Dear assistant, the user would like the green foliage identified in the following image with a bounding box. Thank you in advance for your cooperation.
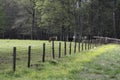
[0,6,6,33]
[39,0,76,34]
[0,0,120,38]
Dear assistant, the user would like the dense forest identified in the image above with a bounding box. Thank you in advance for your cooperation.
[0,0,120,40]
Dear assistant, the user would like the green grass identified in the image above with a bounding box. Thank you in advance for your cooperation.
[0,39,88,71]
[78,44,120,80]
[0,39,120,80]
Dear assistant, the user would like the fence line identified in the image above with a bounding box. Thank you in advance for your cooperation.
[10,38,107,71]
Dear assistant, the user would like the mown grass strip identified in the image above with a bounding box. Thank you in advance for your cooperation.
[78,44,120,80]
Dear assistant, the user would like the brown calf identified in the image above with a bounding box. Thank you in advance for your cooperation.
[49,36,57,42]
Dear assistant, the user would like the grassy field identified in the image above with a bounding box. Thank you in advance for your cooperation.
[0,39,120,80]
[0,39,88,71]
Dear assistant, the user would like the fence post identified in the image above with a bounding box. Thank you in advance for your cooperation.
[69,42,72,55]
[95,39,98,47]
[100,39,101,46]
[99,39,101,46]
[94,39,96,47]
[85,40,87,50]
[98,39,99,46]
[52,41,55,59]
[28,46,31,68]
[89,39,92,49]
[89,39,91,49]
[97,39,99,47]
[92,39,94,48]
[78,41,80,52]
[95,39,97,47]
[13,47,16,72]
[82,41,84,51]
[74,41,76,53]
[59,42,61,58]
[87,40,89,50]
[42,43,46,62]
[64,41,66,56]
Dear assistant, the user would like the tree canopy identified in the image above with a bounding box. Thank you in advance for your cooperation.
[0,0,120,39]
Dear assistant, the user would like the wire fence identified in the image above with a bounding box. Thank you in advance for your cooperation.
[0,38,107,72]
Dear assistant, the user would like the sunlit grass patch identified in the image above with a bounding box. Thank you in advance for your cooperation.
[79,45,120,80]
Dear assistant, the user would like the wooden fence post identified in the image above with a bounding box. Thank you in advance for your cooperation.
[85,41,87,50]
[69,42,72,55]
[13,47,16,72]
[82,41,84,51]
[95,39,97,47]
[28,46,31,68]
[95,39,98,47]
[100,39,101,46]
[89,40,90,49]
[59,42,61,58]
[42,43,46,62]
[90,39,92,49]
[99,39,101,46]
[94,39,96,47]
[78,41,80,52]
[92,40,94,48]
[52,41,55,59]
[87,39,90,50]
[74,41,76,53]
[98,39,99,46]
[90,40,92,49]
[97,39,99,47]
[64,41,66,56]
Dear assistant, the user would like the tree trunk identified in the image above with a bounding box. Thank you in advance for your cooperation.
[113,0,117,38]
[2,32,5,39]
[31,0,36,40]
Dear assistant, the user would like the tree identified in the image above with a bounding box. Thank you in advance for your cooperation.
[0,5,6,38]
[0,0,120,39]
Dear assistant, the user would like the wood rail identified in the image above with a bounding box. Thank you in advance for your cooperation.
[93,36,120,43]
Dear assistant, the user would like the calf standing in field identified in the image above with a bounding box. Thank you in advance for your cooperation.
[49,36,57,42]
[68,37,73,42]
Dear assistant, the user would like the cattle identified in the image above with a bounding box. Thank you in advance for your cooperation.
[68,37,73,41]
[49,36,57,42]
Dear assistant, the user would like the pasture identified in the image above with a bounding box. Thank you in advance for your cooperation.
[0,39,90,71]
[0,39,119,80]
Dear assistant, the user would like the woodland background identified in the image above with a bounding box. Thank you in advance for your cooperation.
[0,0,120,40]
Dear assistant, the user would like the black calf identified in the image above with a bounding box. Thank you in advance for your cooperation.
[68,37,73,41]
